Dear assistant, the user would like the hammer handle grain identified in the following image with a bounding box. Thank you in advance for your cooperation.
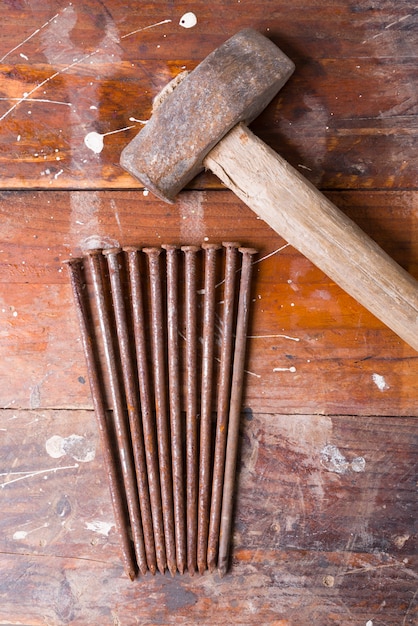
[205,123,418,352]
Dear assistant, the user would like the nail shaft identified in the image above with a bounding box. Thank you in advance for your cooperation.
[197,243,221,574]
[162,245,187,574]
[218,247,257,578]
[86,250,148,576]
[181,245,200,575]
[143,248,177,577]
[65,258,137,581]
[103,248,157,575]
[207,242,240,572]
[124,247,167,575]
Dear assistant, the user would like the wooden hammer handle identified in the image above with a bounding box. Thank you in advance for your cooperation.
[205,123,418,351]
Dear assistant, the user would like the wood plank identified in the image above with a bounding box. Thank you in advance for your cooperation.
[0,4,417,623]
[0,190,417,415]
[0,1,416,190]
[0,409,416,625]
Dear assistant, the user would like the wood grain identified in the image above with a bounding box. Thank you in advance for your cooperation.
[0,409,416,625]
[0,1,417,624]
[0,1,416,190]
[0,190,417,416]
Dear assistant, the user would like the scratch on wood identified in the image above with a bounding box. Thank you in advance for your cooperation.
[362,7,418,44]
[252,243,290,265]
[0,10,61,62]
[0,52,98,122]
[121,19,172,40]
[244,369,261,378]
[338,562,418,580]
[0,463,79,488]
[247,334,300,341]
[0,97,72,107]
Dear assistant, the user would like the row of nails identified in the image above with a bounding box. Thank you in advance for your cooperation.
[65,243,257,580]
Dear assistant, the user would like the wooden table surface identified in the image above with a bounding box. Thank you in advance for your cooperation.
[0,1,417,624]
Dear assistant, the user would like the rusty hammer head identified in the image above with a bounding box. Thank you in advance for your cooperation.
[120,29,294,203]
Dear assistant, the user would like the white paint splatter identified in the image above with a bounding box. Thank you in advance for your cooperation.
[351,456,366,473]
[84,131,104,154]
[179,12,197,28]
[13,522,49,541]
[366,621,373,626]
[39,6,125,176]
[84,125,136,154]
[372,373,390,391]
[321,445,349,474]
[320,445,366,475]
[85,520,114,536]
[46,435,95,463]
[0,51,98,122]
[13,530,28,540]
[273,366,297,373]
[129,116,148,124]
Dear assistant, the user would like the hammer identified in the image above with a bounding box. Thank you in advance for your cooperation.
[121,28,418,352]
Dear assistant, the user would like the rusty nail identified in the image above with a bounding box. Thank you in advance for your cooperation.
[103,248,157,575]
[143,247,177,577]
[162,244,187,574]
[65,258,137,581]
[217,247,257,578]
[86,249,148,576]
[207,242,241,572]
[124,247,167,575]
[197,243,221,574]
[181,245,200,575]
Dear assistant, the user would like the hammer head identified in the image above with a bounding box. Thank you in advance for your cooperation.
[120,29,294,203]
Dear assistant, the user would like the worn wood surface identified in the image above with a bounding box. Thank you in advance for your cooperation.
[0,410,416,625]
[1,189,418,419]
[0,1,417,624]
[0,1,416,191]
